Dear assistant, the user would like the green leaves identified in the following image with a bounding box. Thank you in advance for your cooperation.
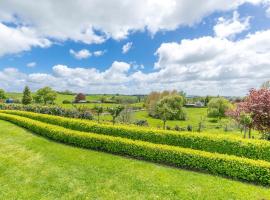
[34,86,57,104]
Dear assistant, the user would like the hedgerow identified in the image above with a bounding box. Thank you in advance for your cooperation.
[0,112,270,185]
[0,103,93,120]
[2,110,270,162]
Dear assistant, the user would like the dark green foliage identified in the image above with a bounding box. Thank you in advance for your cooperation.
[3,110,270,162]
[62,100,71,104]
[22,86,32,105]
[187,125,193,132]
[1,112,270,186]
[0,89,6,100]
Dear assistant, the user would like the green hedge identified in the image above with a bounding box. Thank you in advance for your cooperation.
[1,112,270,185]
[1,110,270,162]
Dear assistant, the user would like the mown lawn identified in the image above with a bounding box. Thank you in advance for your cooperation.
[0,120,269,200]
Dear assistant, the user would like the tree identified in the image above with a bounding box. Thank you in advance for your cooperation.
[34,87,57,104]
[204,96,211,106]
[22,86,32,105]
[75,93,86,103]
[117,105,134,124]
[145,90,182,117]
[0,89,6,100]
[156,95,186,129]
[228,88,270,139]
[207,97,232,119]
[107,105,124,125]
[93,105,103,123]
[239,113,253,138]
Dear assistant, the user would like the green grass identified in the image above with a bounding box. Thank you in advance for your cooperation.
[0,120,270,199]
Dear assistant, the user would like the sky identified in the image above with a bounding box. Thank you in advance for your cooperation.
[0,0,270,96]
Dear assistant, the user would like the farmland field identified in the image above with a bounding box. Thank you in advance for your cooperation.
[1,119,270,200]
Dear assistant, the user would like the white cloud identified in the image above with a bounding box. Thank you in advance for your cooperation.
[213,11,251,38]
[69,49,91,59]
[152,29,270,95]
[93,50,106,56]
[0,0,263,57]
[122,42,133,54]
[27,62,36,68]
[1,27,270,96]
[0,23,51,57]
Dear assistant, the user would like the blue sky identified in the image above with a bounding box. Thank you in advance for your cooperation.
[0,1,270,95]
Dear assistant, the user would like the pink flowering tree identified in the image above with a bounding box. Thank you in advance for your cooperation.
[227,88,270,139]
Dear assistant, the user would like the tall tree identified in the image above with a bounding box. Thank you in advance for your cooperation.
[0,89,6,100]
[34,87,57,104]
[22,86,32,105]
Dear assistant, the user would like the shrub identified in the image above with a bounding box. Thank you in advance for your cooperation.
[1,112,270,186]
[62,100,71,104]
[3,110,270,162]
[187,125,192,132]
[134,119,149,126]
[174,125,181,131]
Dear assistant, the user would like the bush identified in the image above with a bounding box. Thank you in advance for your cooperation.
[174,125,181,131]
[3,110,270,162]
[187,125,192,132]
[62,100,71,104]
[134,119,148,126]
[1,112,270,185]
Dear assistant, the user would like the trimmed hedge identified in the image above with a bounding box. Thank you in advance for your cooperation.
[2,110,270,162]
[0,112,270,185]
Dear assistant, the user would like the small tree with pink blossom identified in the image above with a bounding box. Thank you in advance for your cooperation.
[227,88,270,139]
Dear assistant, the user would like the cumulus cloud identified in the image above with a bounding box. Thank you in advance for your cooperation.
[152,29,270,95]
[213,11,251,38]
[69,49,91,59]
[26,62,36,68]
[0,0,263,56]
[122,42,133,54]
[93,50,106,56]
[1,28,270,96]
[0,23,51,57]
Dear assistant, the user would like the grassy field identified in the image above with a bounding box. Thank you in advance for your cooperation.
[0,119,270,200]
